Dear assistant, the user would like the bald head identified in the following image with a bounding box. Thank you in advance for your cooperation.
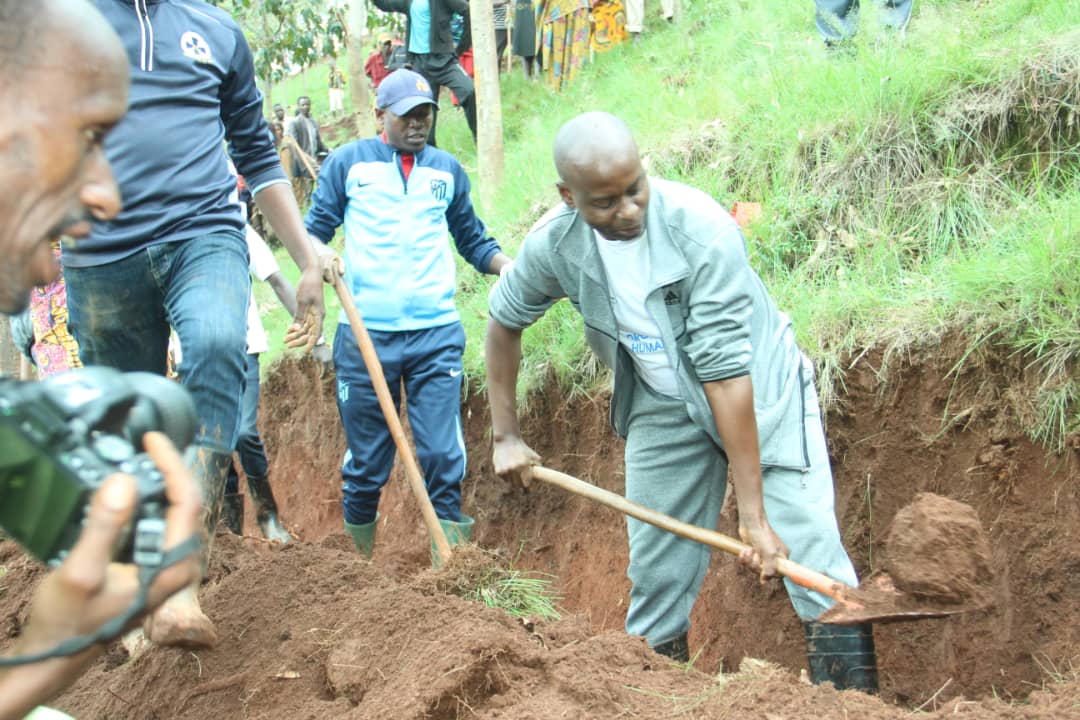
[553,113,650,242]
[0,2,36,77]
[553,112,641,188]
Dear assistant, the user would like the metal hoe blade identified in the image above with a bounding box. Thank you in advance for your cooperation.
[819,574,992,625]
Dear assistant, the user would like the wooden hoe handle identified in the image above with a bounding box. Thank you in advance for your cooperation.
[288,135,320,180]
[329,261,453,563]
[530,466,853,603]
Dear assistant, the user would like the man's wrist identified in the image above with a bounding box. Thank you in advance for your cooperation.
[492,428,521,443]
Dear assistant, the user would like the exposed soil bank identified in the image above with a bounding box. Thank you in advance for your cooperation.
[257,337,1079,709]
[0,336,1075,718]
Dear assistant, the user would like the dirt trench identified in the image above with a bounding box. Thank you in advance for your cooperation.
[253,334,1080,708]
[1,336,1077,719]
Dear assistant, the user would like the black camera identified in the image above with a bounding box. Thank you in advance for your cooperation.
[0,366,196,567]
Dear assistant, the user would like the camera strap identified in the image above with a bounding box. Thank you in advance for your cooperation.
[0,534,202,667]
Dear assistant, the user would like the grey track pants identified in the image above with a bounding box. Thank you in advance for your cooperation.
[622,370,858,647]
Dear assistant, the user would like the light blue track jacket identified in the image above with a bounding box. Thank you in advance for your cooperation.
[305,138,501,332]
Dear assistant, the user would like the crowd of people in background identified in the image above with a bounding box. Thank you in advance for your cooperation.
[267,0,911,168]
[9,0,901,410]
[265,0,637,158]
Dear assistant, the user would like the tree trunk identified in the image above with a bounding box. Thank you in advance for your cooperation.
[348,2,374,138]
[468,0,505,212]
[264,75,275,116]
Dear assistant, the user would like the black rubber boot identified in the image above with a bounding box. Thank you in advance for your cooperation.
[247,474,292,543]
[652,633,690,663]
[803,621,879,693]
[221,493,244,535]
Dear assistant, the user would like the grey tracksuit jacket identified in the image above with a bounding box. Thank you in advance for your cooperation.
[489,177,812,470]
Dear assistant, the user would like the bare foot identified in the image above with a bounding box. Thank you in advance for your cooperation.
[144,585,218,649]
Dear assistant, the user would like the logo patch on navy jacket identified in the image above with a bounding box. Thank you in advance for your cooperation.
[429,179,448,200]
[180,31,213,64]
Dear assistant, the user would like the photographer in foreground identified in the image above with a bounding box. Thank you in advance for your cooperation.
[0,1,203,717]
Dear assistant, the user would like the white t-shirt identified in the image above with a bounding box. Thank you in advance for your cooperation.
[245,225,280,355]
[594,230,682,399]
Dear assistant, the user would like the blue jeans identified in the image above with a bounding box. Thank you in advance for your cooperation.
[815,0,913,41]
[226,353,269,494]
[65,233,250,453]
[333,321,467,525]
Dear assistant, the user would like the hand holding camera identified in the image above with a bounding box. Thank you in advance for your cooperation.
[0,434,202,718]
[0,367,197,566]
[0,369,203,720]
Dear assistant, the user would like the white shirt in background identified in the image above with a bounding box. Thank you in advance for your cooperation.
[245,225,280,355]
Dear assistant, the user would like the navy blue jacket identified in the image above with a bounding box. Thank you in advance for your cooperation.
[67,0,286,266]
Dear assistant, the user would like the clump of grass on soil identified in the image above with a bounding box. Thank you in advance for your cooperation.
[412,544,562,621]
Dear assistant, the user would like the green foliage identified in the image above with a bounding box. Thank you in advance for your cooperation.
[423,545,563,620]
[209,0,345,82]
[940,190,1080,449]
[252,0,1080,447]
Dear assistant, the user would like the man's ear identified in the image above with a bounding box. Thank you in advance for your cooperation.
[556,182,575,208]
[375,108,386,122]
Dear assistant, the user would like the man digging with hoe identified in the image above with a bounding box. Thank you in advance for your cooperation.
[486,111,995,692]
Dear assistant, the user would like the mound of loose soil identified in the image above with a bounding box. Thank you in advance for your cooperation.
[4,332,1077,718]
[3,534,1078,719]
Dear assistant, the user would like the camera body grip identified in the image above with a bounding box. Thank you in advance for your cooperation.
[0,366,195,566]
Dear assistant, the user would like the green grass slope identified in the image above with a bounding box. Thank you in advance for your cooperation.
[258,0,1079,449]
